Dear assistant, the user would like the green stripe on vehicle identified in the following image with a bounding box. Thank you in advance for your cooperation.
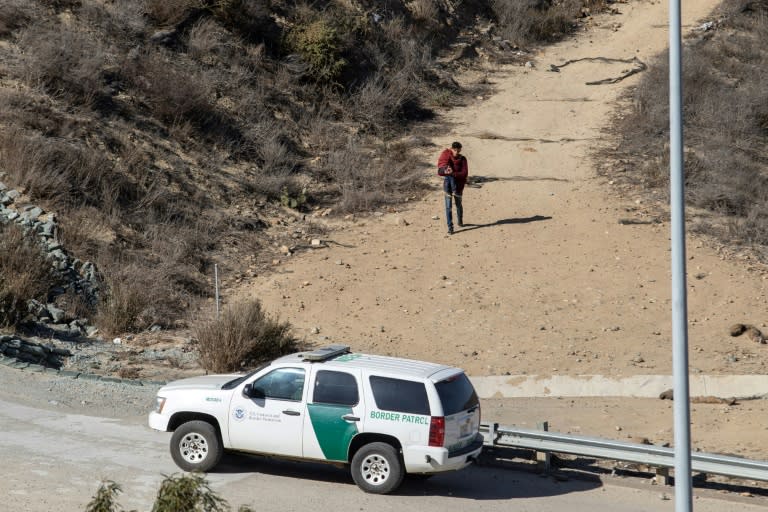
[307,404,358,461]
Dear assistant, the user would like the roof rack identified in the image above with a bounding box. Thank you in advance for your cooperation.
[302,344,351,362]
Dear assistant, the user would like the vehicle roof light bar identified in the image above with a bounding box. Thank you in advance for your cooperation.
[302,344,351,362]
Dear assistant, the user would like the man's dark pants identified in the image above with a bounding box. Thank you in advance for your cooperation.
[443,176,463,233]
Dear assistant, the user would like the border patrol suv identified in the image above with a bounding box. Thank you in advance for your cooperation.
[149,345,483,493]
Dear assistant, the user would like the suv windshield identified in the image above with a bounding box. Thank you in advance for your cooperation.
[434,373,479,416]
[221,362,270,390]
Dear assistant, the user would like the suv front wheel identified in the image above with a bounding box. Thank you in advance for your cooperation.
[350,442,404,494]
[170,420,223,472]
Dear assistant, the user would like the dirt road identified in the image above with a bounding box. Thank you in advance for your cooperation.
[0,371,765,512]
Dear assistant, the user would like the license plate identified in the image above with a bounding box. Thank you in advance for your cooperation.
[459,417,472,437]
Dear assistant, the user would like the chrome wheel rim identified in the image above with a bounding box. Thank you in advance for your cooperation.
[360,453,391,486]
[179,432,209,464]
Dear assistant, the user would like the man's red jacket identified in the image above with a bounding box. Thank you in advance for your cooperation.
[437,148,469,193]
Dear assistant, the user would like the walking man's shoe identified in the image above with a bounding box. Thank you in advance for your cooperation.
[448,227,454,235]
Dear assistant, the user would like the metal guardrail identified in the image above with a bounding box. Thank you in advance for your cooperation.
[480,423,768,483]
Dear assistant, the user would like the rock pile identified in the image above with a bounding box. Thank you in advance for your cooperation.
[0,179,100,334]
[0,334,71,369]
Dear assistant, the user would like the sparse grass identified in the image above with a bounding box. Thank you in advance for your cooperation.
[0,0,34,38]
[144,0,201,26]
[492,0,607,46]
[0,223,59,327]
[195,299,295,373]
[607,0,768,256]
[1,0,625,336]
[407,0,440,23]
[20,23,110,106]
[0,129,120,210]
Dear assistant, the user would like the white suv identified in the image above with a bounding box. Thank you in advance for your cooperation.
[148,345,483,494]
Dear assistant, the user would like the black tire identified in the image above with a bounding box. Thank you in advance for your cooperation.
[350,442,404,494]
[170,421,223,472]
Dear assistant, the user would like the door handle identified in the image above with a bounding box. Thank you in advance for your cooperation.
[283,409,301,416]
[342,415,360,422]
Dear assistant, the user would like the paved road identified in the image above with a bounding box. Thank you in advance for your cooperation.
[1,398,765,512]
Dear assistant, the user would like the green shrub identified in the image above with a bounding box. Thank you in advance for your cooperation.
[195,299,295,373]
[284,19,347,82]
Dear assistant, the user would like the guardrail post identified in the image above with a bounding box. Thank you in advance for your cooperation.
[655,466,671,486]
[536,421,551,472]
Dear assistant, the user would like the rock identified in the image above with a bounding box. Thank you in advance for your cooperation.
[113,337,122,345]
[46,304,66,324]
[393,216,409,226]
[310,239,322,246]
[525,60,535,68]
[150,29,176,44]
[745,325,766,344]
[729,323,747,336]
[659,389,674,400]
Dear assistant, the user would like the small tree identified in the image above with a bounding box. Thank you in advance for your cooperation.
[85,480,122,512]
[152,473,228,512]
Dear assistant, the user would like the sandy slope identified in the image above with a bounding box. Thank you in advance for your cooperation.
[240,0,765,378]
[230,0,768,458]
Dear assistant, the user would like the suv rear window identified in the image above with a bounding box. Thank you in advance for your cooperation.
[434,373,479,416]
[369,376,430,415]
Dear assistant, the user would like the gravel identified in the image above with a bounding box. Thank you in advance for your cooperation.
[0,363,162,420]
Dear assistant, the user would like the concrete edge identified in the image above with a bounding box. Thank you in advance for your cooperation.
[470,375,768,399]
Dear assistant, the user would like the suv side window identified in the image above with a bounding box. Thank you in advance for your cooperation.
[251,367,305,401]
[369,376,430,415]
[313,370,359,406]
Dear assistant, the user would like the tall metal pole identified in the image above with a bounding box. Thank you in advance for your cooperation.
[214,263,220,320]
[669,0,693,509]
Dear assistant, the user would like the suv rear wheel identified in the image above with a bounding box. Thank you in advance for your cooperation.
[350,442,404,494]
[170,420,223,472]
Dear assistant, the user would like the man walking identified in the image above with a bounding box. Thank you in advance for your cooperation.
[437,141,468,235]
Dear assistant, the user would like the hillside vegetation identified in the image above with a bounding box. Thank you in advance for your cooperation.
[606,0,768,260]
[0,0,608,339]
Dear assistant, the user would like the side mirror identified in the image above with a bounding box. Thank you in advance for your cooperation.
[243,383,265,399]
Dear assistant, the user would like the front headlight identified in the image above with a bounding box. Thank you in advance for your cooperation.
[154,396,167,414]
